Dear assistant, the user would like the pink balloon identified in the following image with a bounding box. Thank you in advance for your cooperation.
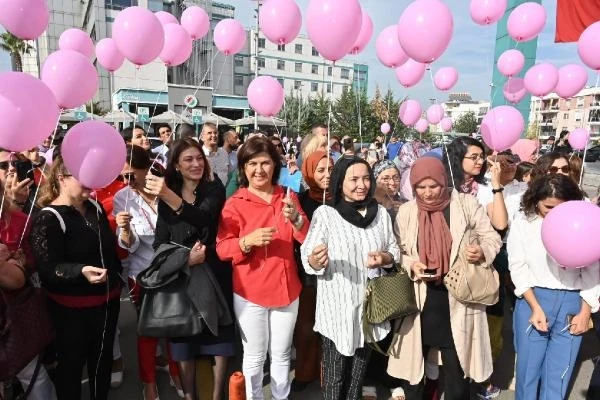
[95,38,125,72]
[0,72,60,152]
[440,117,453,132]
[58,28,94,59]
[247,76,284,117]
[41,50,98,109]
[524,63,559,97]
[113,6,165,66]
[507,2,546,42]
[578,22,600,71]
[480,105,524,151]
[380,123,391,134]
[470,0,508,25]
[350,11,373,55]
[497,49,525,77]
[503,77,527,104]
[542,201,600,268]
[181,6,210,40]
[395,59,426,88]
[556,64,588,99]
[0,0,48,40]
[568,128,590,151]
[306,0,362,62]
[376,25,409,68]
[426,104,445,125]
[62,121,127,189]
[434,67,458,91]
[214,19,246,56]
[159,23,193,67]
[415,118,429,134]
[259,0,302,45]
[155,11,178,26]
[399,100,422,126]
[397,0,454,64]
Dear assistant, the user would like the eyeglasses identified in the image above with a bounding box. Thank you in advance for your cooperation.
[273,143,283,148]
[464,154,485,162]
[0,161,11,170]
[548,165,570,174]
[380,176,401,183]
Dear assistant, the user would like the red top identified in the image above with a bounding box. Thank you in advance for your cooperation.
[216,185,308,307]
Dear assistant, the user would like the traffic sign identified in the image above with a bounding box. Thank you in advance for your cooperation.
[74,105,87,120]
[138,106,150,122]
[191,109,203,124]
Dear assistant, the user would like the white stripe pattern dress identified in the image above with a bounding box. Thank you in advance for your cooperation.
[300,204,401,357]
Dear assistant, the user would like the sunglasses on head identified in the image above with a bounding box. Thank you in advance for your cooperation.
[548,165,570,174]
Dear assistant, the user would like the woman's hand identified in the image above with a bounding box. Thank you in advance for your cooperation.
[144,172,166,197]
[0,243,11,262]
[281,196,299,223]
[569,311,592,335]
[411,261,438,281]
[115,211,132,233]
[366,251,391,269]
[6,172,33,206]
[188,241,206,266]
[309,244,329,270]
[464,244,484,263]
[82,266,107,284]
[529,306,548,332]
[487,159,502,189]
[245,227,276,247]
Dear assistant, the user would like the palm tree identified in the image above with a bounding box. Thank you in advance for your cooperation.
[0,32,34,72]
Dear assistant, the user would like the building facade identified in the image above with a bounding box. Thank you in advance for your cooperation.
[529,87,600,140]
[441,92,490,128]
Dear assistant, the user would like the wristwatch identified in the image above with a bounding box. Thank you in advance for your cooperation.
[293,213,303,227]
[492,187,504,194]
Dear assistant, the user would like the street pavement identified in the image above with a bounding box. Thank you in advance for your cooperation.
[100,164,600,400]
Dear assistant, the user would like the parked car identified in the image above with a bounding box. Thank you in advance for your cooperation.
[573,145,600,162]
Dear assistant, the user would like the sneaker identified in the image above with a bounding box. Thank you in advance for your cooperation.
[476,385,501,400]
[169,376,184,398]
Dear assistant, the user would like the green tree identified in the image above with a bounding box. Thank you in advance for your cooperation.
[279,93,310,136]
[306,94,332,133]
[370,85,388,123]
[86,101,109,116]
[332,87,377,143]
[526,121,539,139]
[454,111,478,134]
[0,32,34,72]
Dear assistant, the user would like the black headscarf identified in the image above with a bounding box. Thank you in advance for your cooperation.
[328,155,379,228]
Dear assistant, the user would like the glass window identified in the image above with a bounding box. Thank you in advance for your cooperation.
[341,68,350,79]
[257,57,265,68]
[258,38,266,49]
[311,82,318,92]
[278,43,286,51]
[327,66,332,76]
[234,55,244,67]
[294,80,302,90]
[311,64,318,74]
[312,47,319,56]
[295,62,302,73]
[277,60,285,70]
[106,0,137,10]
[342,85,349,94]
[277,78,285,88]
[563,113,569,120]
[234,75,244,86]
[326,83,332,93]
[295,44,303,54]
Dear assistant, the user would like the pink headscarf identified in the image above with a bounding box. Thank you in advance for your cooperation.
[511,139,539,163]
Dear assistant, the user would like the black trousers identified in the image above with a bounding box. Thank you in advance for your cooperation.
[322,336,372,400]
[403,345,470,400]
[49,298,120,400]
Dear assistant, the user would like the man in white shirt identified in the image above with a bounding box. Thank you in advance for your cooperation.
[201,122,230,185]
[222,129,240,172]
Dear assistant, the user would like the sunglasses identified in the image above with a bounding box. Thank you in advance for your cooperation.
[118,173,136,182]
[548,165,570,174]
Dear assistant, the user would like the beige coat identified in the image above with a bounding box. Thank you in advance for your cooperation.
[387,190,502,385]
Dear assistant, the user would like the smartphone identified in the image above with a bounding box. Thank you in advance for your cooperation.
[14,160,34,182]
[423,268,437,277]
[149,164,165,177]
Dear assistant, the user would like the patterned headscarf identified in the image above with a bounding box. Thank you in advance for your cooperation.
[372,159,399,180]
[394,140,431,172]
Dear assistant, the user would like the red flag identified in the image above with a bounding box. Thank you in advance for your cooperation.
[555,0,600,43]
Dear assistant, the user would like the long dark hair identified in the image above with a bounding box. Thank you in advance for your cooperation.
[443,136,487,189]
[520,174,583,217]
[165,138,213,194]
[236,136,282,188]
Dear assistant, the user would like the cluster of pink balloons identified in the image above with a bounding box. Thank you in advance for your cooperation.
[542,201,600,269]
[62,121,127,189]
[247,76,284,117]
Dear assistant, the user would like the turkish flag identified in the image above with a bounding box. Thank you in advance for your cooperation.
[555,0,600,43]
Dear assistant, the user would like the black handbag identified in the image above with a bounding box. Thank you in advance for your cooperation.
[0,286,55,381]
[137,271,205,338]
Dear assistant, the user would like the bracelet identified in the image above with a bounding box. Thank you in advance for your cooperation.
[492,187,504,194]
[174,200,184,214]
[241,237,251,254]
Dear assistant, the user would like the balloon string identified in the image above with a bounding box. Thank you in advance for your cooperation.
[271,117,281,137]
[213,54,229,133]
[579,147,587,187]
[125,66,142,212]
[354,58,363,150]
[17,112,62,249]
[324,62,334,205]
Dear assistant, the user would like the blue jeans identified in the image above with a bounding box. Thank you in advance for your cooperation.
[513,287,583,400]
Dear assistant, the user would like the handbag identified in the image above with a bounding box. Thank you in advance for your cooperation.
[443,261,500,306]
[363,266,418,325]
[0,286,55,381]
[137,270,205,338]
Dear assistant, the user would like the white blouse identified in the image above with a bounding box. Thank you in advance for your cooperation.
[112,186,157,279]
[300,205,401,356]
[507,214,600,312]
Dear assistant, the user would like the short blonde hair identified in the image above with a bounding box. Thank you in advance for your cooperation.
[301,133,327,161]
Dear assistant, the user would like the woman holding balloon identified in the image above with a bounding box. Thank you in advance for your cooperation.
[508,174,600,400]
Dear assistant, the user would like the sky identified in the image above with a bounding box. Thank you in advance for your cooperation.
[0,0,593,105]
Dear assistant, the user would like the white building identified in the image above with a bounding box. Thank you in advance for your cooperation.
[441,92,490,127]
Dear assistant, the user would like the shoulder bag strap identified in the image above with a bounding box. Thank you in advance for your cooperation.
[40,207,66,234]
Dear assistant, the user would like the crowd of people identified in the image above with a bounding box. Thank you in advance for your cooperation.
[1,120,600,400]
